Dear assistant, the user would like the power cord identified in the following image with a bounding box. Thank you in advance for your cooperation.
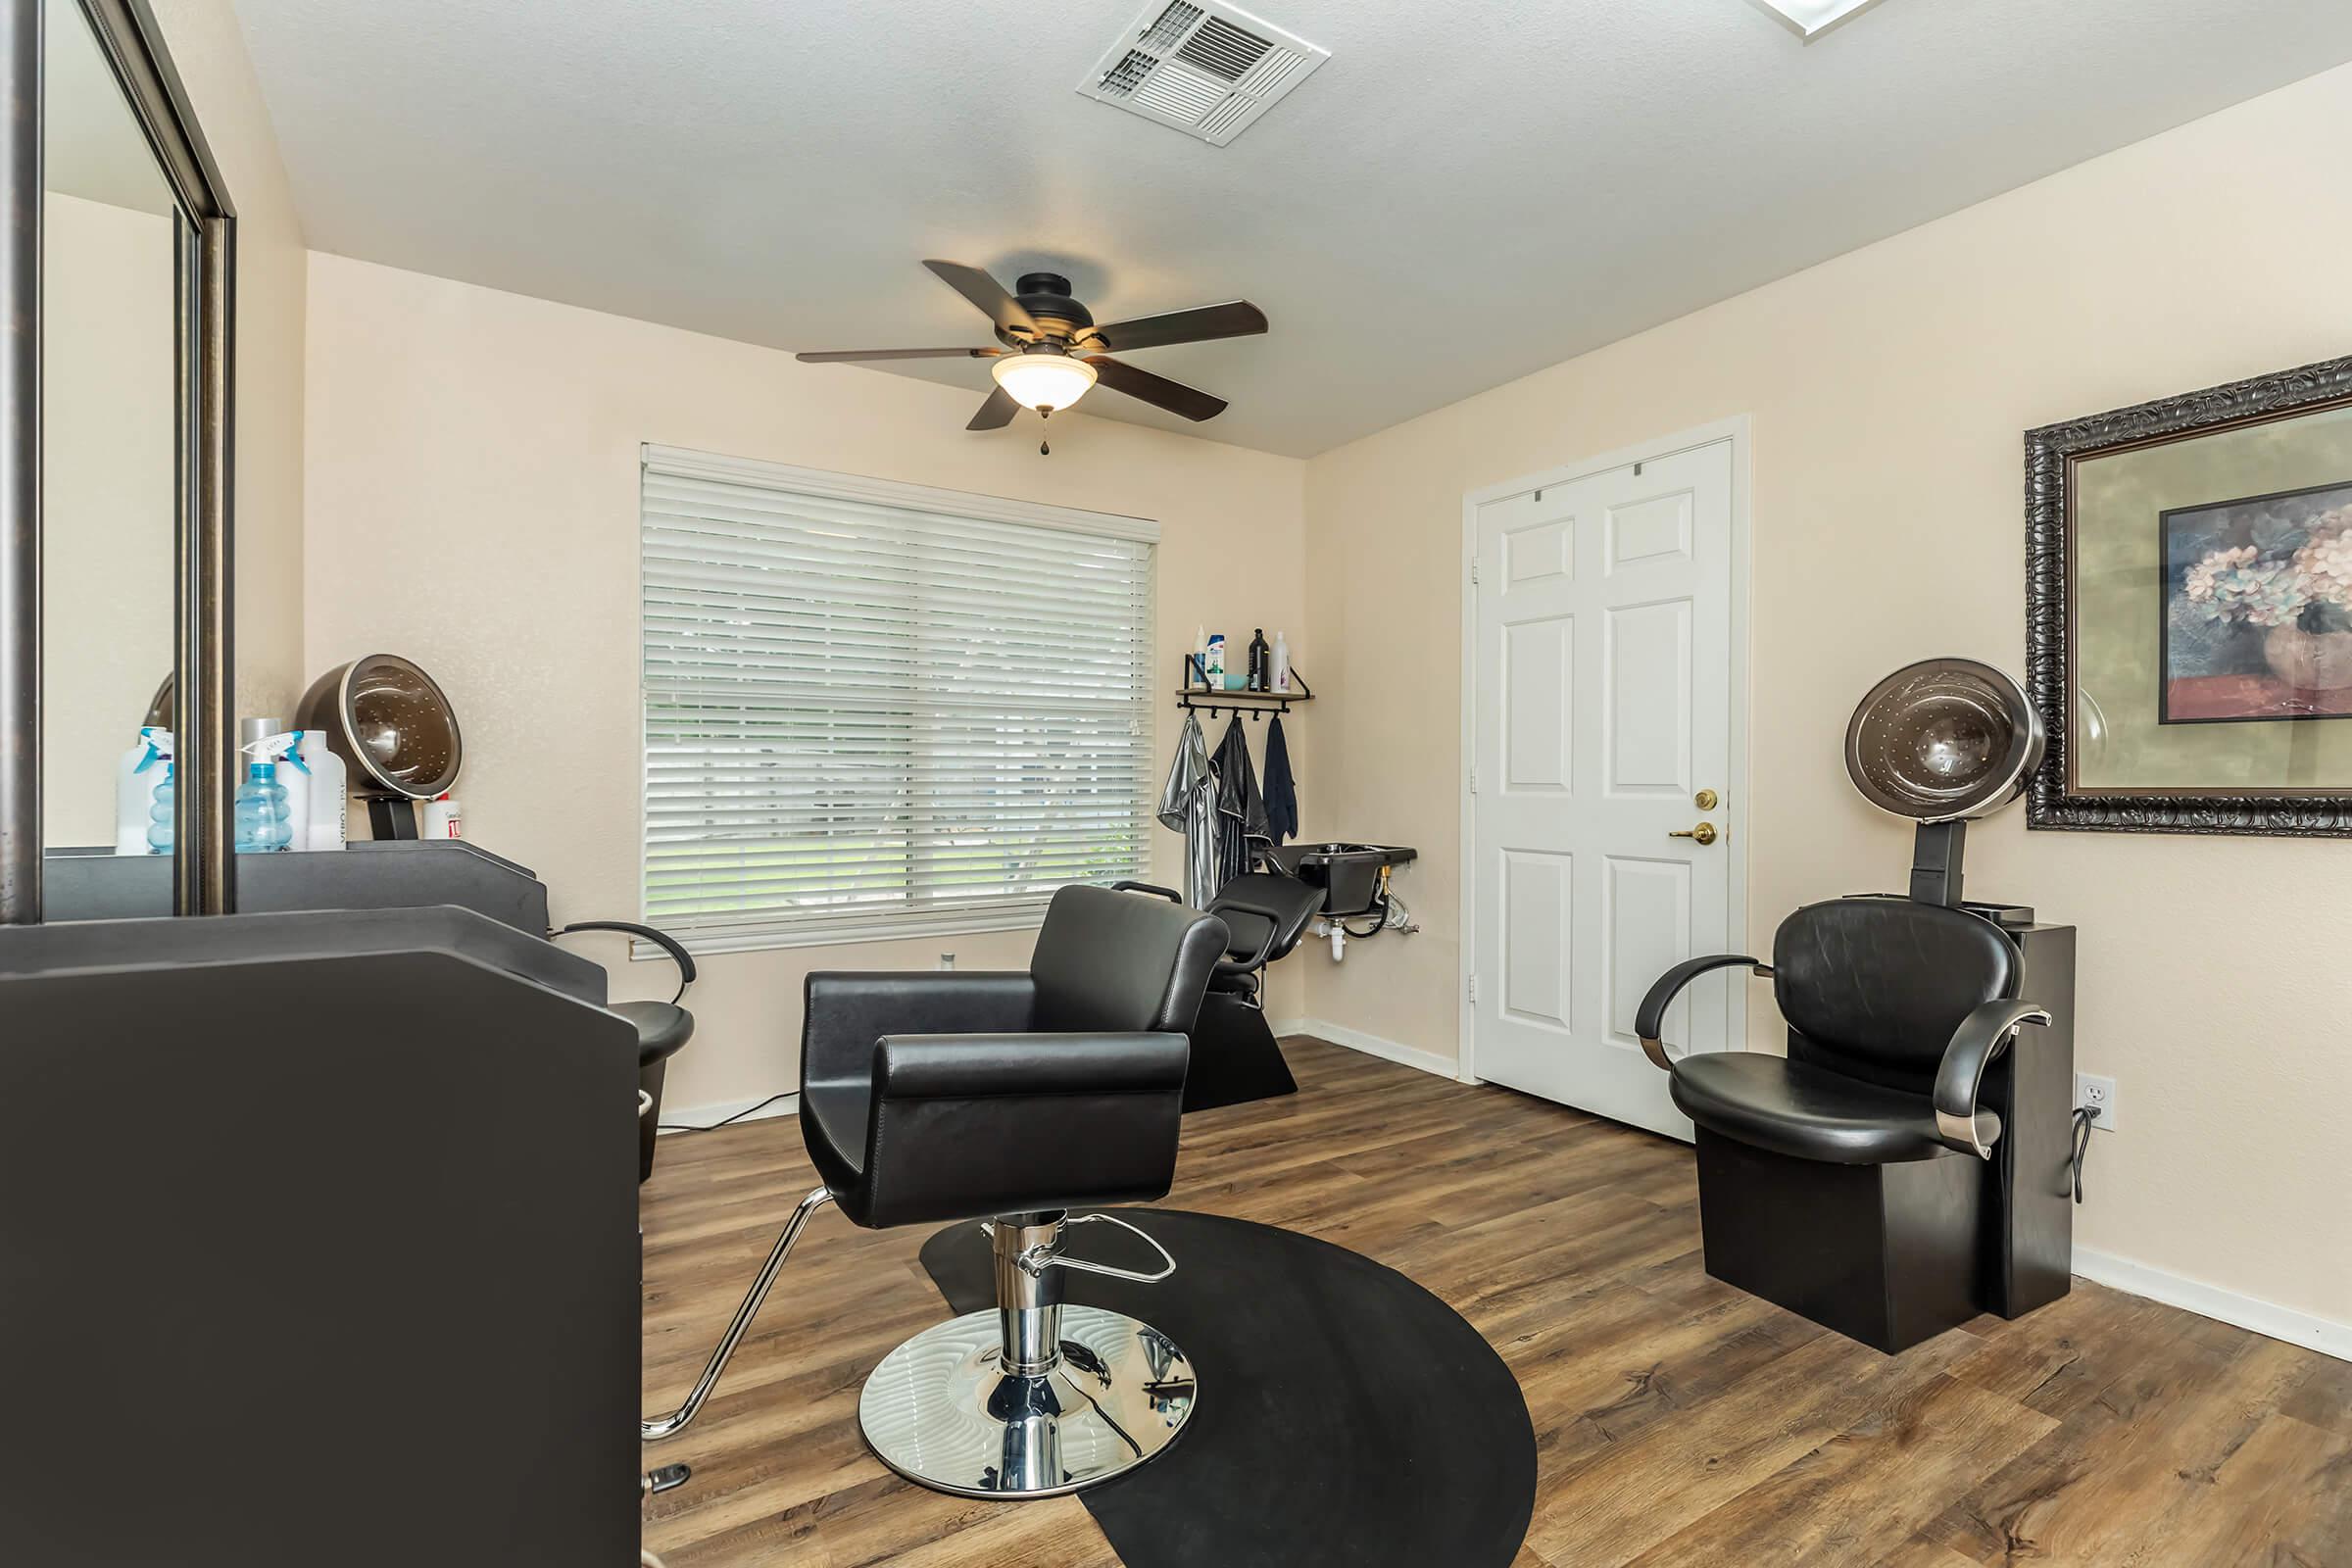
[658,1093,791,1135]
[2069,1104,2099,1203]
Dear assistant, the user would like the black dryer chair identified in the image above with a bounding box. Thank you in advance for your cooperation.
[1636,897,2057,1353]
[1116,873,1316,1110]
[552,919,696,1182]
[640,883,1227,1499]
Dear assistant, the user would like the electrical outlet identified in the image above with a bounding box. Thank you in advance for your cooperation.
[2074,1071,2119,1132]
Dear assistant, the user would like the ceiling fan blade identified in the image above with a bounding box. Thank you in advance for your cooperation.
[967,386,1019,430]
[1086,356,1228,421]
[796,347,1000,363]
[1090,300,1267,355]
[924,260,1039,339]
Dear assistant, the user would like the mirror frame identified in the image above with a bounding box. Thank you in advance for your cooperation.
[2,0,236,920]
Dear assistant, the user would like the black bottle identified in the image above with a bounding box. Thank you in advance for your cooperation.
[1248,628,1271,692]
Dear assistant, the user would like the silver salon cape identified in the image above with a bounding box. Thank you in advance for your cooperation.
[1157,710,1219,908]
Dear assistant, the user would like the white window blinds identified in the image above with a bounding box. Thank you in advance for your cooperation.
[641,446,1158,951]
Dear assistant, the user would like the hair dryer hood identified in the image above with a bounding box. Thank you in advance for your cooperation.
[297,654,463,800]
[1844,658,2042,824]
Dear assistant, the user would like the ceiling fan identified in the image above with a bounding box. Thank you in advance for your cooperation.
[797,260,1268,444]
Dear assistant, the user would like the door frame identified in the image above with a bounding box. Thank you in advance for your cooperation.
[1456,415,1754,1094]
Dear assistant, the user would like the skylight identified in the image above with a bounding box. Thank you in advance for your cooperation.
[1746,0,1886,40]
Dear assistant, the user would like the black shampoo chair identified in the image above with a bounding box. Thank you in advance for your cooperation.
[1637,659,2077,1353]
[642,883,1226,1498]
[1639,899,2061,1351]
[553,919,696,1182]
[1117,873,1315,1109]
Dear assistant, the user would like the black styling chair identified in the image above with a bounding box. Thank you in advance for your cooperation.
[552,920,696,1183]
[1116,873,1315,1110]
[1635,658,2076,1354]
[640,883,1227,1500]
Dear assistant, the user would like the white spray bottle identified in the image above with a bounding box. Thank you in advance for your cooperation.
[275,730,315,852]
[115,727,173,855]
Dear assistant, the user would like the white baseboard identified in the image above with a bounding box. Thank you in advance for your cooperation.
[654,1090,800,1135]
[2073,1246,2349,1365]
[1275,1016,1467,1082]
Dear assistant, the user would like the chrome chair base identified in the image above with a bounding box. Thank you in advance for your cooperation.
[858,1304,1197,1498]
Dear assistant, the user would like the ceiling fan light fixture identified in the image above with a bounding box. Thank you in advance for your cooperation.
[990,350,1098,414]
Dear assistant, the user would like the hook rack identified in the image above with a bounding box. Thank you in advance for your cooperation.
[1176,656,1313,720]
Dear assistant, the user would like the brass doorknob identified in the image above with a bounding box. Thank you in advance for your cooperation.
[1668,823,1719,846]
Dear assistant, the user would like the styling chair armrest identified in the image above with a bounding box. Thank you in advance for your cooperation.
[1933,999,2053,1159]
[859,1031,1193,1228]
[552,918,697,1003]
[1634,955,1772,1071]
[873,1031,1191,1102]
[1111,880,1185,904]
[802,971,1039,1091]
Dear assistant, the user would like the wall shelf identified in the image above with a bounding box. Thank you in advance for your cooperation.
[1176,658,1312,717]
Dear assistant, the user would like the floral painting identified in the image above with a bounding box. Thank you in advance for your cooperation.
[2161,480,2352,723]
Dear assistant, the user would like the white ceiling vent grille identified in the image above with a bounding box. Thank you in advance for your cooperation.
[1078,0,1329,147]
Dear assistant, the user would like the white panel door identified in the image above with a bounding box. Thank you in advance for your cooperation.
[1469,438,1740,1139]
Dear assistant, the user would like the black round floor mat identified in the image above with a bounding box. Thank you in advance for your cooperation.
[917,1207,1535,1568]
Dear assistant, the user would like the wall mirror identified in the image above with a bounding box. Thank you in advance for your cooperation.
[43,0,180,856]
[5,0,237,919]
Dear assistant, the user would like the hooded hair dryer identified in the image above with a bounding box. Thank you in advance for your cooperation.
[296,654,464,839]
[1843,658,2043,909]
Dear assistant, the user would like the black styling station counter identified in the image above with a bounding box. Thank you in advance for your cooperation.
[0,843,642,1565]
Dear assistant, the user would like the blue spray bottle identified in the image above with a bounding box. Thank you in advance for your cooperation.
[117,725,173,855]
[234,719,296,854]
[146,762,175,854]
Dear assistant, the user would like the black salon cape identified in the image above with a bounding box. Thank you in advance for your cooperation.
[1262,714,1298,845]
[1210,715,1272,892]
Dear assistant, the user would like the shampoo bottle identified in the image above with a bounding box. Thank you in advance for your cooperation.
[297,730,348,850]
[115,726,172,855]
[1272,630,1291,693]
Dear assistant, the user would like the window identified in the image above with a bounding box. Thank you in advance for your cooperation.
[640,446,1157,951]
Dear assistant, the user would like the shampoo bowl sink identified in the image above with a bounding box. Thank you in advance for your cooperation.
[1266,842,1417,918]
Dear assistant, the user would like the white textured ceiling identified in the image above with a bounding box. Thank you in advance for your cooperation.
[228,0,2352,457]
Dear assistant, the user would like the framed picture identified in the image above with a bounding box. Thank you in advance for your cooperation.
[2026,352,2352,835]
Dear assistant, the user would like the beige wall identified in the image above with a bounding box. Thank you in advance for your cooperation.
[1300,61,2352,1328]
[302,254,1308,1112]
[149,0,309,718]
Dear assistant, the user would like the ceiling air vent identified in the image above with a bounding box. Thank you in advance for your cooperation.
[1078,0,1329,147]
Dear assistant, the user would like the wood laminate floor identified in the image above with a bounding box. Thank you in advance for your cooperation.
[641,1038,2352,1567]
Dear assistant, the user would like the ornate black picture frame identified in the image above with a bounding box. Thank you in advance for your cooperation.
[2026,352,2352,836]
